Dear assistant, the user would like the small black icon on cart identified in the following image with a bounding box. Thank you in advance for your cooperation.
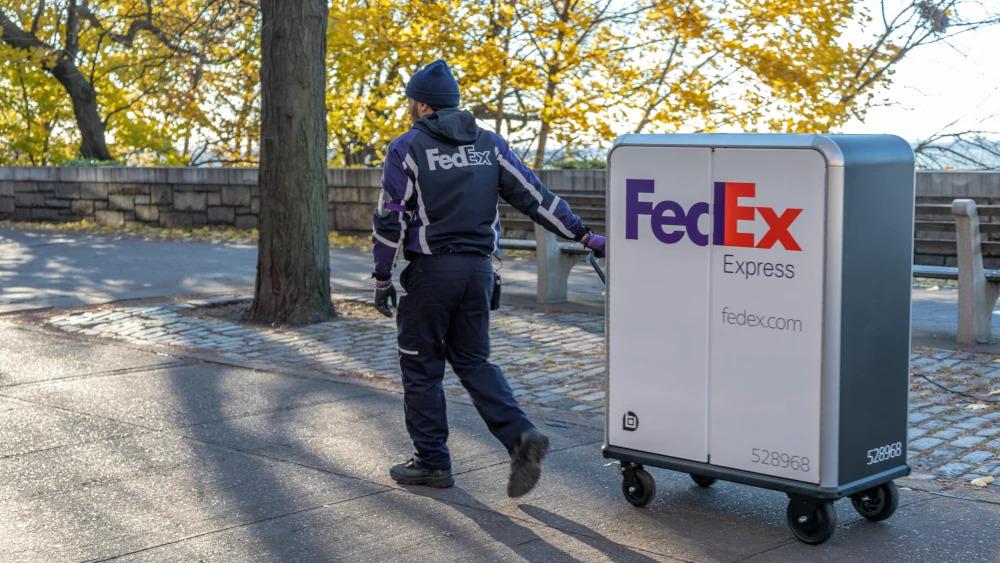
[623,411,639,431]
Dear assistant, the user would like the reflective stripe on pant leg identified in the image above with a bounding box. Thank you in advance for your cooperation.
[396,262,457,470]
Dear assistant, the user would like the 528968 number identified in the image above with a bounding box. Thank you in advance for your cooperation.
[751,448,810,472]
[866,442,903,465]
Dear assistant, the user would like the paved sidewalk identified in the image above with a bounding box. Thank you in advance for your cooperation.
[39,293,1000,488]
[2,320,999,561]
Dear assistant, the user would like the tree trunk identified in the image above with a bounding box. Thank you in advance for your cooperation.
[0,9,111,160]
[533,78,557,169]
[48,58,112,160]
[494,74,506,135]
[533,119,550,169]
[247,0,334,325]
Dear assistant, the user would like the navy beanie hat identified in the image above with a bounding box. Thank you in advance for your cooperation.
[406,59,460,108]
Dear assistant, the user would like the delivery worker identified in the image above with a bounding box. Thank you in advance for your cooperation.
[371,59,606,497]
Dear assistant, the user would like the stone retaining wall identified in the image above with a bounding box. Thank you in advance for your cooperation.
[1,167,997,238]
[0,167,385,232]
[0,167,604,235]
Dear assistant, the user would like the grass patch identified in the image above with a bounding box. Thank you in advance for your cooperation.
[913,276,959,290]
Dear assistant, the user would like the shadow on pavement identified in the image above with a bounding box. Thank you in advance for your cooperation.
[0,228,256,312]
[410,485,580,561]
[518,504,660,562]
[162,343,588,559]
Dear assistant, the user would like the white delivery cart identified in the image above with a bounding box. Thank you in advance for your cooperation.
[600,134,914,544]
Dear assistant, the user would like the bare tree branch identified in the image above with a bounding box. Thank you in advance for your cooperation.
[913,116,1000,169]
[31,0,46,35]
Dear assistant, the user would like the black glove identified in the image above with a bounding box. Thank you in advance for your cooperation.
[374,280,397,317]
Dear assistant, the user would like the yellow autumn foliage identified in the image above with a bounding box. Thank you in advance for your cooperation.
[0,0,973,167]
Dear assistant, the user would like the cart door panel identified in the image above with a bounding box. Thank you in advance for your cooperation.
[607,146,711,463]
[707,148,826,483]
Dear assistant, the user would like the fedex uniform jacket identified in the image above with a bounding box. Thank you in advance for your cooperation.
[372,109,590,280]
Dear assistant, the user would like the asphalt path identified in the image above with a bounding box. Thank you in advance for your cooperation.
[0,226,604,313]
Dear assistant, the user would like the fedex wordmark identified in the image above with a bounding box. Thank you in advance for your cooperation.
[625,179,803,251]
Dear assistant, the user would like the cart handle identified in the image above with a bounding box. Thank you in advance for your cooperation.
[589,251,606,286]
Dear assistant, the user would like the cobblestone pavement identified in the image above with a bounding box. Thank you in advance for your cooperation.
[44,295,607,417]
[908,351,1000,484]
[38,294,999,488]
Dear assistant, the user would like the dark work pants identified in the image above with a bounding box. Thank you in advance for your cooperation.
[396,253,534,470]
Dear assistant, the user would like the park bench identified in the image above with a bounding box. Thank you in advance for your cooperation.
[498,193,605,239]
[913,199,1000,344]
[498,226,591,304]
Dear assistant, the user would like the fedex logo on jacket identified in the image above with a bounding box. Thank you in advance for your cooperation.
[426,145,492,171]
[625,179,803,251]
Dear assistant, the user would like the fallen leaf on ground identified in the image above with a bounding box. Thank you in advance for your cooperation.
[970,476,995,487]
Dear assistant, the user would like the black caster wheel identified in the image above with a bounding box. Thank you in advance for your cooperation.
[621,465,656,507]
[786,497,837,545]
[850,481,899,522]
[690,474,716,488]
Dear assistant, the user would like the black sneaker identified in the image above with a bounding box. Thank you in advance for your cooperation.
[507,429,550,498]
[389,458,454,488]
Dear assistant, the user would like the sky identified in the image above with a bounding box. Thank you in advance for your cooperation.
[592,0,1000,147]
[841,0,1000,141]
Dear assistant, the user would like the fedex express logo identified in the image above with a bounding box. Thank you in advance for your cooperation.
[625,179,803,251]
[426,145,492,171]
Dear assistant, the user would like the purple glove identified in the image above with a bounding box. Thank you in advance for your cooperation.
[373,279,397,317]
[582,232,606,258]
